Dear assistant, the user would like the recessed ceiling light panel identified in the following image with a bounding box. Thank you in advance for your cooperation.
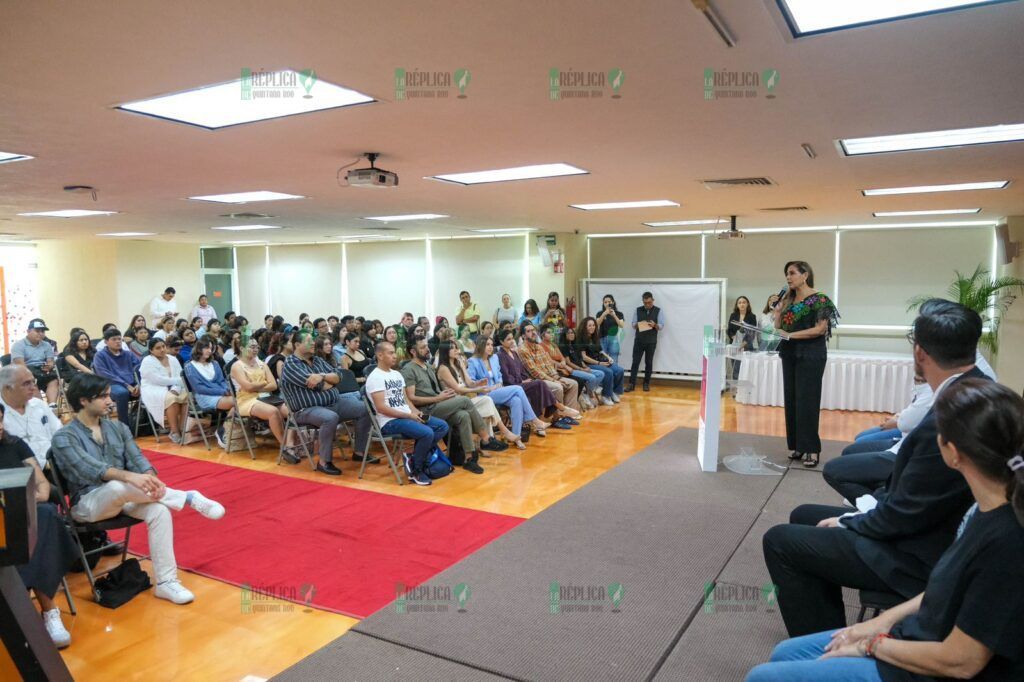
[778,0,1008,37]
[428,163,588,185]
[570,200,679,211]
[362,214,448,222]
[189,191,303,204]
[209,224,282,231]
[840,123,1024,155]
[20,210,119,218]
[0,151,33,164]
[862,181,1009,196]
[873,209,981,216]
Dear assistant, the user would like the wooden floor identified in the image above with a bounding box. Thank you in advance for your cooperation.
[6,384,884,682]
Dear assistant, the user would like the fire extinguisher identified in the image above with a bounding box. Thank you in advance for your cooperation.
[566,296,576,329]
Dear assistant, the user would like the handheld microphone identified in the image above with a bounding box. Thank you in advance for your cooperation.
[773,286,788,309]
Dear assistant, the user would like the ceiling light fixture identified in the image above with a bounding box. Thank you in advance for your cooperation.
[644,219,723,227]
[0,151,34,164]
[188,191,304,204]
[20,210,119,218]
[873,208,981,216]
[777,0,1006,37]
[862,181,1009,196]
[428,163,588,185]
[570,200,680,211]
[97,232,155,237]
[209,224,282,231]
[362,214,449,222]
[469,228,539,233]
[117,70,376,129]
[840,122,1024,155]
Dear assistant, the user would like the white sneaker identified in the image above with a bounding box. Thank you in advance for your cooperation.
[601,397,614,406]
[187,491,225,520]
[42,608,71,648]
[155,580,195,605]
[611,393,621,403]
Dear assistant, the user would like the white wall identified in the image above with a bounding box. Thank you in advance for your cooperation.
[268,244,343,322]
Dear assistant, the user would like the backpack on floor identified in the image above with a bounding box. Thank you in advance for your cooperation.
[445,432,466,466]
[425,447,454,479]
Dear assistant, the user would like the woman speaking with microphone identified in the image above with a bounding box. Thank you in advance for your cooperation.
[773,260,839,468]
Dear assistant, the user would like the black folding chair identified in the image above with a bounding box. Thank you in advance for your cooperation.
[180,364,226,451]
[359,387,405,485]
[277,391,318,470]
[48,450,144,603]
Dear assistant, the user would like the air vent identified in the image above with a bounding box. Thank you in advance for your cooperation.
[363,225,400,231]
[219,212,277,219]
[701,177,775,189]
[759,206,809,211]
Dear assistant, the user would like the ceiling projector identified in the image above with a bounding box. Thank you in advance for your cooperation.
[716,215,744,240]
[345,152,399,188]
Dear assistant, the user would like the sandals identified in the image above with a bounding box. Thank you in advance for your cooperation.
[802,452,820,468]
[788,451,803,461]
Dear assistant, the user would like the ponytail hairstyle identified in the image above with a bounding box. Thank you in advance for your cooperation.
[934,378,1024,525]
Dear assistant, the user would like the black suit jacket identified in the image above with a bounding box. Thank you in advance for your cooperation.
[841,367,987,597]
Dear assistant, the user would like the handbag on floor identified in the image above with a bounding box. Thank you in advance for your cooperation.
[94,557,152,608]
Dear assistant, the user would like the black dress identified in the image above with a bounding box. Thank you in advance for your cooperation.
[776,292,839,454]
[0,437,76,599]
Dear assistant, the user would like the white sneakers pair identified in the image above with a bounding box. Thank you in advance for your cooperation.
[151,490,223,606]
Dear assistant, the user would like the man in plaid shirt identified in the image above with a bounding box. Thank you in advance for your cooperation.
[517,322,581,413]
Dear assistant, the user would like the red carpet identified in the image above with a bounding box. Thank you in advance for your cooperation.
[120,451,524,618]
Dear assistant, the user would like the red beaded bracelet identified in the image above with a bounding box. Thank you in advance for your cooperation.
[867,632,892,658]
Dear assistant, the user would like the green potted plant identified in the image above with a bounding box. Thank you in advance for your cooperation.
[908,264,1024,355]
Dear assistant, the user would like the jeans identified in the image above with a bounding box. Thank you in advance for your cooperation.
[588,364,624,396]
[842,438,899,457]
[294,393,371,464]
[380,416,448,474]
[746,630,883,682]
[74,481,189,584]
[109,383,135,426]
[600,336,621,365]
[854,427,901,443]
[569,369,601,393]
[487,385,537,434]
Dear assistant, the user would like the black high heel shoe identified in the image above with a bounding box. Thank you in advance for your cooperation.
[802,452,820,468]
[788,451,804,461]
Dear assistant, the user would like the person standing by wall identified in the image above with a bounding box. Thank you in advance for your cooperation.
[625,292,664,393]
[595,294,626,364]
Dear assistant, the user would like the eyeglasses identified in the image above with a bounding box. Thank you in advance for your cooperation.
[906,330,916,347]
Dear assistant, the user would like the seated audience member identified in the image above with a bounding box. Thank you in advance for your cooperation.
[384,325,407,365]
[519,298,542,327]
[179,328,196,362]
[337,332,371,384]
[153,315,176,341]
[476,321,495,344]
[190,316,205,334]
[0,407,76,647]
[191,294,217,327]
[62,329,96,375]
[165,334,184,360]
[398,312,415,336]
[279,331,371,475]
[231,337,288,448]
[0,365,61,465]
[747,378,1024,682]
[263,314,274,331]
[417,316,431,334]
[494,328,565,424]
[270,315,285,333]
[468,336,550,444]
[149,286,178,327]
[326,315,339,334]
[140,338,188,443]
[12,318,60,406]
[727,295,758,380]
[401,339,493,474]
[183,338,234,448]
[356,320,376,358]
[456,325,476,355]
[436,342,520,449]
[541,323,600,410]
[517,322,582,420]
[52,373,224,605]
[494,293,518,326]
[126,326,151,358]
[824,373,933,505]
[92,327,141,426]
[233,315,249,332]
[223,311,238,329]
[762,300,987,637]
[313,336,337,368]
[299,318,314,332]
[95,323,117,351]
[312,317,329,339]
[174,318,189,336]
[370,319,384,339]
[366,341,448,486]
[203,318,222,344]
[298,312,310,327]
[428,323,447,356]
[223,330,242,364]
[578,316,625,403]
[265,331,297,380]
[127,314,148,338]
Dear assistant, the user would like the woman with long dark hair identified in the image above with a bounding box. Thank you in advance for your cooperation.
[728,295,758,380]
[436,341,521,449]
[772,261,839,468]
[519,299,542,327]
[594,294,625,364]
[338,332,371,383]
[61,330,96,375]
[577,316,625,403]
[748,379,1024,682]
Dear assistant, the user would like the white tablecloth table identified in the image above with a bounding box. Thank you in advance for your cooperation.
[734,350,914,413]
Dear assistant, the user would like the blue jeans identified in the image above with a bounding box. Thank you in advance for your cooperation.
[854,426,901,443]
[381,416,448,474]
[746,630,882,682]
[842,437,899,457]
[109,383,134,426]
[487,385,537,434]
[588,364,624,396]
[600,336,620,365]
[294,393,371,464]
[569,369,601,393]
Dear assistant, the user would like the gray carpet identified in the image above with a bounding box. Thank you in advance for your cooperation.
[276,428,853,682]
[272,631,511,681]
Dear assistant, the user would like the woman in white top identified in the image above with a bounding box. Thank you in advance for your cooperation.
[435,341,522,449]
[153,315,176,341]
[493,293,518,326]
[139,337,188,443]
